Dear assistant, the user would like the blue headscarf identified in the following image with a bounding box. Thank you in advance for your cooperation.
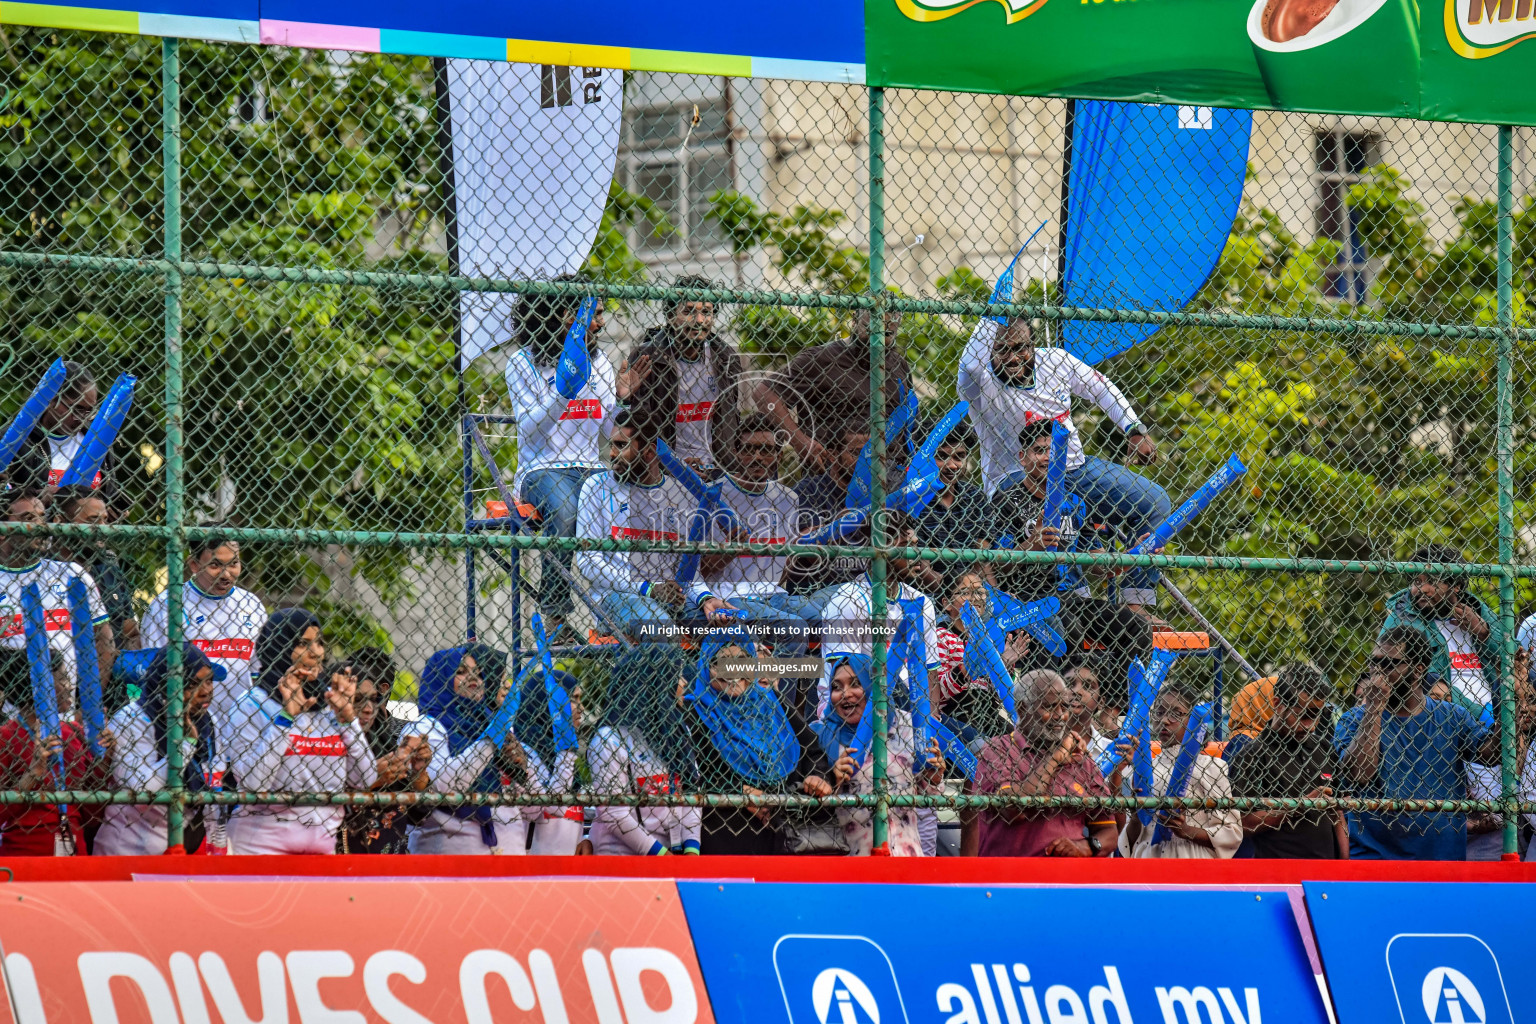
[811,653,872,768]
[514,667,579,767]
[685,633,800,786]
[138,643,225,792]
[418,645,502,844]
[417,647,493,756]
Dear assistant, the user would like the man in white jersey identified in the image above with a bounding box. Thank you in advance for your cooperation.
[504,277,616,639]
[701,414,818,657]
[0,489,113,703]
[1378,545,1504,712]
[141,527,268,718]
[959,316,1169,611]
[576,409,737,639]
[616,274,743,476]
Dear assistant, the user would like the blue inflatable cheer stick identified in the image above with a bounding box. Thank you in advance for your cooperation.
[59,374,136,487]
[553,297,597,400]
[0,359,67,475]
[21,584,65,792]
[1128,454,1247,557]
[1040,420,1071,551]
[1150,701,1214,848]
[67,578,104,756]
[962,602,1016,721]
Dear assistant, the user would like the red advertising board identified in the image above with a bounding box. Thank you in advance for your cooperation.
[0,879,710,1024]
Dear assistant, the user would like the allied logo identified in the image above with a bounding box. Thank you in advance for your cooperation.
[895,0,1049,23]
[811,969,881,1024]
[773,936,909,1024]
[1386,935,1513,1024]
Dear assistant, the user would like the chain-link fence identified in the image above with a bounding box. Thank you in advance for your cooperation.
[0,30,1532,860]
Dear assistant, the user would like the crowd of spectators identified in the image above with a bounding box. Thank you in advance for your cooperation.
[2,287,1533,860]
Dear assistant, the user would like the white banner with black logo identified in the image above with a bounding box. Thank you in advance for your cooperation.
[442,61,623,362]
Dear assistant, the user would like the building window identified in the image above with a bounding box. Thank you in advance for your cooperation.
[1313,128,1379,302]
[622,98,734,253]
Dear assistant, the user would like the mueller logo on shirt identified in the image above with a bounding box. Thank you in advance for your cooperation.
[45,469,102,487]
[1021,410,1072,426]
[0,609,72,638]
[677,401,714,423]
[193,638,255,660]
[635,773,676,795]
[285,734,348,757]
[611,527,680,541]
[1450,652,1484,670]
[560,398,604,420]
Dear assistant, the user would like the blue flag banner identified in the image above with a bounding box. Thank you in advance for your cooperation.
[987,221,1048,324]
[58,373,136,487]
[67,578,105,757]
[682,882,1331,1024]
[1062,101,1252,366]
[0,359,66,475]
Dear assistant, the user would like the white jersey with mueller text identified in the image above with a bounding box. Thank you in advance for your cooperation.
[0,559,107,695]
[575,471,715,605]
[673,356,716,466]
[141,582,269,719]
[1436,619,1491,705]
[505,347,615,497]
[42,432,101,488]
[708,478,797,599]
[959,318,1145,495]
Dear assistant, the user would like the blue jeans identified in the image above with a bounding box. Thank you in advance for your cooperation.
[599,591,689,639]
[727,592,820,656]
[522,467,599,623]
[1064,456,1170,605]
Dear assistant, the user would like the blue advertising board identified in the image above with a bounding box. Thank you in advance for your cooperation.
[680,882,1330,1024]
[1305,882,1534,1024]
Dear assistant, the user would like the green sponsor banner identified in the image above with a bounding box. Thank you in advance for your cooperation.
[865,0,1536,126]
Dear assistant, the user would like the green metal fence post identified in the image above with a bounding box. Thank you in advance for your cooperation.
[161,36,188,850]
[1496,124,1518,860]
[867,84,891,851]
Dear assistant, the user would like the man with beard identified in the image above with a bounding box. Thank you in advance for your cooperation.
[1378,545,1504,712]
[575,409,737,638]
[1228,663,1348,859]
[0,488,115,704]
[1336,626,1507,860]
[960,315,1167,619]
[54,486,138,658]
[616,275,742,476]
[962,669,1116,857]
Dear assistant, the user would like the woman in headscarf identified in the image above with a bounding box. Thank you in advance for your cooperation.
[406,645,536,854]
[684,634,834,855]
[334,652,432,854]
[95,643,227,855]
[588,645,702,855]
[224,608,376,854]
[0,647,115,855]
[813,654,945,857]
[516,665,585,854]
